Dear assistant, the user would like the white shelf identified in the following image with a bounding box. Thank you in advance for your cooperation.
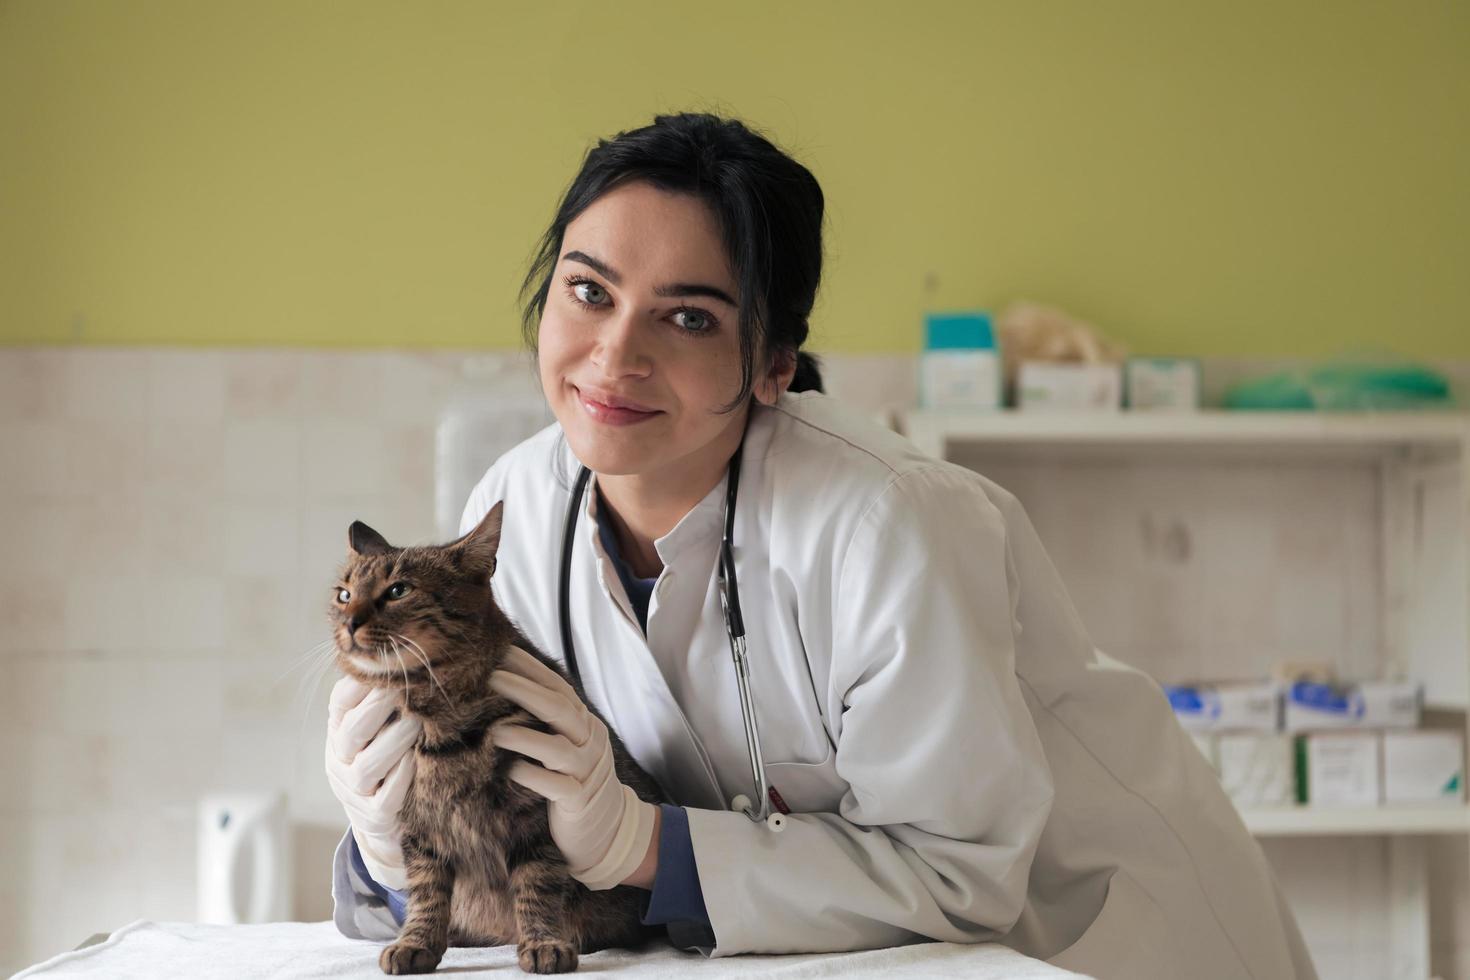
[1242,805,1470,836]
[902,409,1470,462]
[911,405,1470,975]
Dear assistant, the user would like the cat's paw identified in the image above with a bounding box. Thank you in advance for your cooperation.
[516,937,578,974]
[379,941,443,975]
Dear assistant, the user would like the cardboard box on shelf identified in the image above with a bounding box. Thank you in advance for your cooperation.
[1164,681,1281,733]
[1382,730,1464,804]
[1298,732,1381,807]
[1284,681,1421,731]
[1218,733,1294,806]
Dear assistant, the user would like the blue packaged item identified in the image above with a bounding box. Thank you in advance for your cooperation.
[1284,680,1421,731]
[1163,682,1281,732]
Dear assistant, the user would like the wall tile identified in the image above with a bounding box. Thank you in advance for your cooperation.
[106,732,223,808]
[0,573,68,655]
[63,416,149,494]
[26,732,111,813]
[297,351,387,420]
[223,500,301,577]
[145,419,228,497]
[222,419,302,500]
[144,490,229,576]
[141,576,228,653]
[223,574,306,656]
[61,349,150,424]
[0,420,71,497]
[146,349,226,424]
[302,418,393,499]
[130,806,199,921]
[223,350,301,420]
[27,811,143,960]
[63,576,151,653]
[0,814,31,976]
[0,348,67,421]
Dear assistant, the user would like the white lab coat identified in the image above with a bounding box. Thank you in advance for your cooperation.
[332,390,1316,980]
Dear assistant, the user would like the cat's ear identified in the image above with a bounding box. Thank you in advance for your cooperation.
[348,521,393,557]
[455,500,503,580]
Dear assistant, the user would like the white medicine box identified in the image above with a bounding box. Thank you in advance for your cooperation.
[1382,731,1464,804]
[1164,681,1281,732]
[920,312,1001,411]
[1017,362,1122,412]
[1299,732,1382,807]
[1283,681,1421,732]
[1218,734,1293,807]
[1125,358,1200,410]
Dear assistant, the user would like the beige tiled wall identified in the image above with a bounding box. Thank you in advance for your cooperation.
[0,347,470,972]
[1,347,1466,978]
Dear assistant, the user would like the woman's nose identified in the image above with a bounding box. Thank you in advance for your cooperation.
[590,309,652,378]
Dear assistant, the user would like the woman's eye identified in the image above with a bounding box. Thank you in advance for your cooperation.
[672,309,713,334]
[336,588,350,603]
[573,281,609,306]
[387,582,412,600]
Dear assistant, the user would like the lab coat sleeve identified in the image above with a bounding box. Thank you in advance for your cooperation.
[330,826,404,941]
[684,465,1056,956]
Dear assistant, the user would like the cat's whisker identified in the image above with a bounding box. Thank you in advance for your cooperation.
[275,638,337,686]
[395,633,451,709]
[389,641,414,700]
[295,645,340,747]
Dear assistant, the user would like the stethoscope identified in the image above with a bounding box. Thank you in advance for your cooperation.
[558,432,788,832]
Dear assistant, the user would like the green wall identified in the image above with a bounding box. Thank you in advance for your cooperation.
[2,1,1466,356]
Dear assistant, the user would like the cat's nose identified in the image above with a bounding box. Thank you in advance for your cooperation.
[348,614,368,635]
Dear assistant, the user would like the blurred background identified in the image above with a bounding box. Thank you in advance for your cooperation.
[2,1,1467,977]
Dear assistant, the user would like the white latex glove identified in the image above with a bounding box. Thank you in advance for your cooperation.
[325,676,422,891]
[489,647,658,891]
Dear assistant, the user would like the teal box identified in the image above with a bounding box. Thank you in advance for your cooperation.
[925,312,995,351]
[920,310,1001,410]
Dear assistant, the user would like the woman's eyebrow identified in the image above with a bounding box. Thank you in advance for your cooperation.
[562,249,737,307]
[653,282,738,307]
[563,250,621,285]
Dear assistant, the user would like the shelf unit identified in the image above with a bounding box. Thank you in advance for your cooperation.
[1243,806,1470,837]
[901,408,1470,980]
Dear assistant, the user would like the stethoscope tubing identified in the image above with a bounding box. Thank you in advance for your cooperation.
[558,432,785,830]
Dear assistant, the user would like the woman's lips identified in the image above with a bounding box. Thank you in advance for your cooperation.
[575,386,663,427]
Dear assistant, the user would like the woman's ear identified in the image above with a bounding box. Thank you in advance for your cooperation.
[754,348,798,406]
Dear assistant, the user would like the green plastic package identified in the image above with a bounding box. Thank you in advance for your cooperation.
[1224,360,1454,411]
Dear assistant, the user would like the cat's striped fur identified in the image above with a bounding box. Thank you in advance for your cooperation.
[331,501,666,974]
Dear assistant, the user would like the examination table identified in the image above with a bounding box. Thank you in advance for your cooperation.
[13,920,1090,979]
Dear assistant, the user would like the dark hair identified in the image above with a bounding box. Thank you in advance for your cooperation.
[521,112,824,407]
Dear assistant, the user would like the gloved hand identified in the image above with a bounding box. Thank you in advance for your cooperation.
[489,647,658,890]
[325,676,422,891]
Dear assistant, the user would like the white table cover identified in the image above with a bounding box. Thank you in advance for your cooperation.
[12,919,1090,979]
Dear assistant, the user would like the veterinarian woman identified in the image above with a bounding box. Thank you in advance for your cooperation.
[327,113,1316,979]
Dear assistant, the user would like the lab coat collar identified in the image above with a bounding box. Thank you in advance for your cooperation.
[581,468,728,571]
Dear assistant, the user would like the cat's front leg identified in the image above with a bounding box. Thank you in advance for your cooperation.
[380,835,455,975]
[508,844,579,974]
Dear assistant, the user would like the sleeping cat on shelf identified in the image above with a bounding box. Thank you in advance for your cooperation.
[329,501,666,975]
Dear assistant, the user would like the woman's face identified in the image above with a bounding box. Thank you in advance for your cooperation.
[537,180,789,479]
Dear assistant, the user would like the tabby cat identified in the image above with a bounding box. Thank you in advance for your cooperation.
[330,500,666,975]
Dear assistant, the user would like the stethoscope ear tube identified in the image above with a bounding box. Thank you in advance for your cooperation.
[719,446,745,639]
[559,465,593,688]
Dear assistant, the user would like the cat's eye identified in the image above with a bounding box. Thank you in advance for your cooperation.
[336,588,350,603]
[386,582,412,600]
